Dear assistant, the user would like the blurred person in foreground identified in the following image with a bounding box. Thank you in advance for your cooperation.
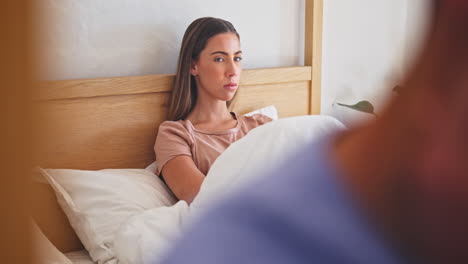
[158,0,468,263]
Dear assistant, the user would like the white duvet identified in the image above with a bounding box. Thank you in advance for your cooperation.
[113,115,345,264]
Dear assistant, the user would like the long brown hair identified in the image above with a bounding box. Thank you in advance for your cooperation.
[167,17,240,121]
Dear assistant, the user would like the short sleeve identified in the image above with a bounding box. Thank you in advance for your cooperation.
[154,121,193,176]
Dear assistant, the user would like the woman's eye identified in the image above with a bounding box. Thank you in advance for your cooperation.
[234,57,243,62]
[214,57,225,62]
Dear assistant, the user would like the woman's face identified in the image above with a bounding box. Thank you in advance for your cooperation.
[191,32,242,102]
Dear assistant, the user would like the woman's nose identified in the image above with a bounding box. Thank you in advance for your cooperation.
[226,60,240,77]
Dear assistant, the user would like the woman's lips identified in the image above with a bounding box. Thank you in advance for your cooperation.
[224,83,238,91]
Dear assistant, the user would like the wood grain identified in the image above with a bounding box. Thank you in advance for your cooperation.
[33,92,169,170]
[305,0,323,115]
[33,66,312,101]
[233,82,310,118]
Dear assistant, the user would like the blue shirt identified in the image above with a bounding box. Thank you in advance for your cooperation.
[158,137,404,264]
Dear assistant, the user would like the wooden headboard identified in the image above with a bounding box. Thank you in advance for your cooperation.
[32,67,313,170]
[31,0,323,253]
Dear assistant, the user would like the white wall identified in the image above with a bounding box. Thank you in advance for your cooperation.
[38,0,431,124]
[320,0,431,126]
[37,0,304,80]
[321,0,407,125]
[403,0,432,70]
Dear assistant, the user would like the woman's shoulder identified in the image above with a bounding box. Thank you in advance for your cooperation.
[238,113,273,128]
[161,118,197,128]
[157,120,193,138]
[159,120,186,129]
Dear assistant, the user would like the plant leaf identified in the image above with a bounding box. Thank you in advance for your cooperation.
[337,101,375,114]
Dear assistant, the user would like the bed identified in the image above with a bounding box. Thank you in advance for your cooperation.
[30,1,324,263]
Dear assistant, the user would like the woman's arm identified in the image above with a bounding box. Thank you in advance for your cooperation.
[161,156,205,204]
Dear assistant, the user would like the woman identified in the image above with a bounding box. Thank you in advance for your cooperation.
[154,17,272,204]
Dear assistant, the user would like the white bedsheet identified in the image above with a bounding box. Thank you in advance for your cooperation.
[65,250,94,264]
[113,115,346,264]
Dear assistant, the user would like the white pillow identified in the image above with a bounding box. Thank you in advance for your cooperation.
[144,161,158,174]
[31,219,73,264]
[244,105,278,120]
[38,168,177,264]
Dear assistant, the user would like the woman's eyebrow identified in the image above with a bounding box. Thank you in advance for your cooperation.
[210,51,243,56]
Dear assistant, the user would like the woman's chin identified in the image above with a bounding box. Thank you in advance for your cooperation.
[219,92,236,101]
